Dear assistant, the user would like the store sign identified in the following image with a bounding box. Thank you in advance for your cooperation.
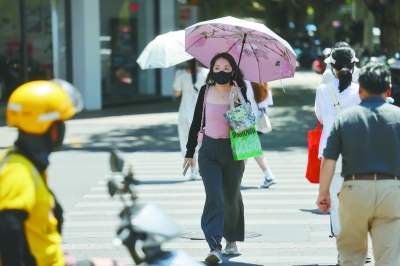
[178,5,198,29]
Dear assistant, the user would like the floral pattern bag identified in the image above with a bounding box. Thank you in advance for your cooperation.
[223,87,257,133]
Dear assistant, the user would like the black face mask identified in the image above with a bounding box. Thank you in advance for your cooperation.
[212,71,232,85]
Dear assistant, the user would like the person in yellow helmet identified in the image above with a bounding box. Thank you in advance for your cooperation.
[0,80,123,266]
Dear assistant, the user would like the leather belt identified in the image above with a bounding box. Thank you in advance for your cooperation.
[344,173,399,182]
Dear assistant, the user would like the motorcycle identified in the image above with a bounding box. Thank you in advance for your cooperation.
[106,150,202,266]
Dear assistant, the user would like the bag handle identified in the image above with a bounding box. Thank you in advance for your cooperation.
[328,83,342,114]
[229,87,246,110]
[199,85,209,133]
[316,121,321,130]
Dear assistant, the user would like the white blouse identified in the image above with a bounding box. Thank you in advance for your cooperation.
[173,68,208,122]
[315,79,361,163]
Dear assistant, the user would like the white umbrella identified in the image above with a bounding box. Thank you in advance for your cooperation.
[136,30,193,69]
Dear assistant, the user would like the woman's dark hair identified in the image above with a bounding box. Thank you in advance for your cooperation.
[359,62,391,94]
[188,58,198,91]
[332,41,350,49]
[205,52,247,90]
[251,82,268,103]
[330,47,356,92]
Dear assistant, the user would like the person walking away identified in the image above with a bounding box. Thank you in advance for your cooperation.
[183,53,248,264]
[315,46,367,265]
[0,80,124,266]
[316,62,400,266]
[244,81,276,188]
[318,42,360,86]
[173,58,208,180]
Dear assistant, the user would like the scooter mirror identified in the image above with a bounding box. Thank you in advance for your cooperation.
[108,180,120,197]
[110,149,124,172]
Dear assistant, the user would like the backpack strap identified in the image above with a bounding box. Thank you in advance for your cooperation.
[327,83,342,114]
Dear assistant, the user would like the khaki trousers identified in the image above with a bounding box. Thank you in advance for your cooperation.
[337,180,400,266]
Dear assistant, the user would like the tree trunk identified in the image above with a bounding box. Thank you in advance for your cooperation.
[363,0,400,56]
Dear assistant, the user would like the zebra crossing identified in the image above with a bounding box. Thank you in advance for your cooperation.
[61,150,374,265]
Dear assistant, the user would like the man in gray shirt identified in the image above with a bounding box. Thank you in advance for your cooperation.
[316,62,400,266]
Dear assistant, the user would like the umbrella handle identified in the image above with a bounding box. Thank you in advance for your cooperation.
[234,33,247,82]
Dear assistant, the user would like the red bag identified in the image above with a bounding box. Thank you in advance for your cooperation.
[306,122,322,183]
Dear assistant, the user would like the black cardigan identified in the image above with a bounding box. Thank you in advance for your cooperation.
[185,84,248,158]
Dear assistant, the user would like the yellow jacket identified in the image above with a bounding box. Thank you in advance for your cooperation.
[0,148,65,265]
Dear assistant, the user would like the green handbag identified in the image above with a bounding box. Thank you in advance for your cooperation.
[230,126,263,161]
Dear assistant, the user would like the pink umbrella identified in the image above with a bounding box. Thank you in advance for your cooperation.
[185,16,296,83]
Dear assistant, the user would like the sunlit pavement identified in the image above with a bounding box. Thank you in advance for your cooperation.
[0,71,375,265]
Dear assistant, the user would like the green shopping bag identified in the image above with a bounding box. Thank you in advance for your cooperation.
[230,126,263,161]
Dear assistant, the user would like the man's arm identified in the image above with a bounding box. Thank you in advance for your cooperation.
[316,158,337,214]
[316,118,342,214]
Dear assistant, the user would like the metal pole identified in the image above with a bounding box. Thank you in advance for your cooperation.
[65,0,73,83]
[19,0,28,82]
[234,33,247,81]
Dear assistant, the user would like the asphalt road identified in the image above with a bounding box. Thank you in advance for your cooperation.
[0,71,375,265]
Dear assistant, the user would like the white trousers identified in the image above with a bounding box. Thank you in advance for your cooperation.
[330,172,344,236]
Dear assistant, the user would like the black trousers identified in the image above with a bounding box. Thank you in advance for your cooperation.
[198,135,245,250]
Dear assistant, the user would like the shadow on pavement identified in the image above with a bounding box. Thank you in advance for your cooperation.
[4,84,319,153]
[299,209,326,215]
[138,180,190,185]
[62,88,318,153]
[292,264,337,266]
[240,186,260,190]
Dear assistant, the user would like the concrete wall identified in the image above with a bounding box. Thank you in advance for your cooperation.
[71,0,101,110]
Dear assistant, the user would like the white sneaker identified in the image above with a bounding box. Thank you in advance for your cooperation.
[190,168,199,181]
[223,242,239,255]
[260,178,276,188]
[205,248,222,264]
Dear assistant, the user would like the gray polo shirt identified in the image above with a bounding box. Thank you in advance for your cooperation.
[323,96,400,176]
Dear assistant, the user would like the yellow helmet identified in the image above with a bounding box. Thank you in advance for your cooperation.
[6,80,79,134]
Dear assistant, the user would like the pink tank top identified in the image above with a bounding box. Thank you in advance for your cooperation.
[205,102,231,139]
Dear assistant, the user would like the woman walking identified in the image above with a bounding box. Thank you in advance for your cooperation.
[183,53,248,264]
[173,59,208,180]
[315,46,365,265]
[318,41,360,86]
[244,81,276,188]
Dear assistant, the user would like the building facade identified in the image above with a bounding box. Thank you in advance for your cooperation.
[0,0,178,110]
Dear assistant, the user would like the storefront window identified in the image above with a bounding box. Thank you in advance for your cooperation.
[0,0,67,102]
[100,0,154,105]
[0,1,22,101]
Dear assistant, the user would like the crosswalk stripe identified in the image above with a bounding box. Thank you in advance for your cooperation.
[56,256,344,265]
[99,179,313,184]
[67,208,320,216]
[61,230,336,239]
[62,242,336,250]
[63,219,329,227]
[83,191,318,198]
[74,199,316,207]
[90,184,318,191]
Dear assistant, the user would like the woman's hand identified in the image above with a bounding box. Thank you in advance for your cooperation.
[231,80,239,105]
[183,158,194,168]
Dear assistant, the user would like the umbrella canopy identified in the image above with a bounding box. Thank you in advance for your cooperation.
[137,30,193,69]
[185,16,296,83]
